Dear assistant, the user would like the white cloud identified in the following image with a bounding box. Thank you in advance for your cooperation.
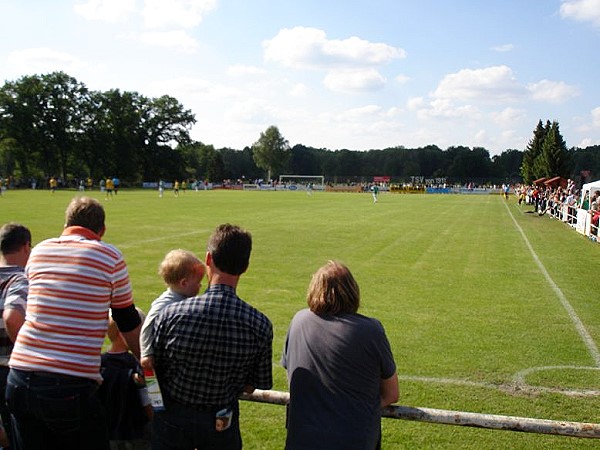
[406,97,424,111]
[74,0,217,28]
[7,48,83,75]
[578,137,600,147]
[591,106,600,127]
[432,65,526,102]
[74,0,136,23]
[123,30,199,52]
[491,107,526,127]
[263,27,406,70]
[142,0,217,29]
[473,129,488,143]
[323,69,387,93]
[337,105,382,121]
[395,74,410,84]
[227,64,267,77]
[491,43,514,52]
[289,83,309,97]
[528,79,580,103]
[416,98,480,120]
[560,0,600,27]
[146,77,240,101]
[224,99,277,124]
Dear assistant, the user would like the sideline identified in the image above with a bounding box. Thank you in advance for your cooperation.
[504,201,600,366]
[397,371,600,397]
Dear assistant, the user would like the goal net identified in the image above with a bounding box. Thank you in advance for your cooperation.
[279,175,325,191]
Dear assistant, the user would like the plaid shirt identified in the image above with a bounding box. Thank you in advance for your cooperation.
[153,284,273,408]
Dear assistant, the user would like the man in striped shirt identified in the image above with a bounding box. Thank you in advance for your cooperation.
[7,197,142,450]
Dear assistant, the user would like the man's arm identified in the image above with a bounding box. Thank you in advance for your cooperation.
[2,276,28,342]
[380,372,399,408]
[122,324,142,360]
[3,309,25,342]
[112,304,142,359]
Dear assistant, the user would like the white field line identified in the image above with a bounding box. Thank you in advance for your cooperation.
[505,201,600,367]
[397,371,600,398]
[117,230,208,249]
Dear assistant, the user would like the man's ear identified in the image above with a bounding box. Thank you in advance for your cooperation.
[205,251,212,266]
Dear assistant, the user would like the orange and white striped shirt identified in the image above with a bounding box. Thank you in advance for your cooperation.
[9,226,134,382]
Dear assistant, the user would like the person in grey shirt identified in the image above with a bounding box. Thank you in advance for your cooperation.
[282,260,399,450]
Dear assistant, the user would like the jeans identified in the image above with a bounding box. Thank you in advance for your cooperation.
[0,366,12,449]
[151,399,241,450]
[6,368,109,450]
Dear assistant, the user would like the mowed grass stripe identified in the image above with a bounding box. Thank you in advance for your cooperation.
[2,189,599,448]
[504,200,600,366]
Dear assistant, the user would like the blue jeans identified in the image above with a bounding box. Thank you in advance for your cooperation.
[0,366,12,449]
[6,369,109,450]
[151,399,241,450]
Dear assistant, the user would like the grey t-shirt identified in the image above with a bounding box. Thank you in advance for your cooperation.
[0,266,28,365]
[140,288,187,359]
[281,309,396,450]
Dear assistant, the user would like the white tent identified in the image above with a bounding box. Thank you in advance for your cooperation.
[576,179,600,235]
[580,179,600,208]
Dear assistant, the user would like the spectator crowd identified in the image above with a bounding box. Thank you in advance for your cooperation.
[0,196,398,450]
[514,178,600,238]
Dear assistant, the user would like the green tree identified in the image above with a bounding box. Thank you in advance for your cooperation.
[40,72,89,182]
[198,143,224,182]
[251,125,290,181]
[520,120,547,183]
[492,149,523,182]
[0,74,48,179]
[540,121,570,178]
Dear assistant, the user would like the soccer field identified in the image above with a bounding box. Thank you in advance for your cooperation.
[2,189,599,449]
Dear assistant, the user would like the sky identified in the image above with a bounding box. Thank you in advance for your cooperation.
[1,0,599,156]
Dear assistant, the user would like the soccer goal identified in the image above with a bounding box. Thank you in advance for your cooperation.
[279,175,325,191]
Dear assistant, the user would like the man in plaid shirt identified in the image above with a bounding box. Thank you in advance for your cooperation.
[152,224,273,450]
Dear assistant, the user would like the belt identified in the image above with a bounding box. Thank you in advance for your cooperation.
[30,371,89,381]
[164,395,229,413]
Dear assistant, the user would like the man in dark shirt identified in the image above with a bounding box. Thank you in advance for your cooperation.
[152,223,273,450]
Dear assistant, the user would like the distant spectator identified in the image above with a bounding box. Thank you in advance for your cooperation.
[590,199,600,236]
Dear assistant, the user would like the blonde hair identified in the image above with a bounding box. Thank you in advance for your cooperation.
[306,260,360,315]
[159,249,204,285]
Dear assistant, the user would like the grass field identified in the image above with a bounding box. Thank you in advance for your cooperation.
[1,188,600,449]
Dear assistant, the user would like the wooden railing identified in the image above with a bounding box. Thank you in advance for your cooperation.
[241,389,600,439]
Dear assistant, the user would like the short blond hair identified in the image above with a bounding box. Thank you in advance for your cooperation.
[159,249,204,285]
[306,260,360,315]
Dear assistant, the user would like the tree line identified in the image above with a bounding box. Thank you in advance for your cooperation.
[1,72,599,187]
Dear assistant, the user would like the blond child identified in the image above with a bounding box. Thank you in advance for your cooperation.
[140,249,205,371]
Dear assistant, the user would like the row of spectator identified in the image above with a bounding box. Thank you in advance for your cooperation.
[514,181,600,237]
[0,197,398,450]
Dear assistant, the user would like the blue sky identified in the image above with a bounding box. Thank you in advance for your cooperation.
[1,0,599,155]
